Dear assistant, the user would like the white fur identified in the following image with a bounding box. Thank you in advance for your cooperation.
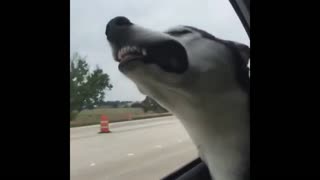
[110,25,249,180]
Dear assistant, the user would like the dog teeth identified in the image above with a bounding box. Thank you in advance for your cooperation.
[132,46,138,52]
[117,46,147,62]
[142,48,147,56]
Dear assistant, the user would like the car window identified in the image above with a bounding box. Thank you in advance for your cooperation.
[70,0,249,180]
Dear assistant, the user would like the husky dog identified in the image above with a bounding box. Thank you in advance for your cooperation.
[106,16,250,180]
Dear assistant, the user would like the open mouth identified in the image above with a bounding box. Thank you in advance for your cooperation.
[114,40,188,74]
[116,46,147,65]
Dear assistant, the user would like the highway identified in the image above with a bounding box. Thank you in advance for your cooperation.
[71,116,198,180]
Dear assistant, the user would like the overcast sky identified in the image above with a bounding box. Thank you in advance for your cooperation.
[70,0,249,102]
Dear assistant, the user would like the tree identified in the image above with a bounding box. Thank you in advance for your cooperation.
[70,53,113,120]
[141,96,168,113]
[131,102,143,108]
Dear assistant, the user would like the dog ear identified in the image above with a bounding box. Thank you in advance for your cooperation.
[232,42,250,65]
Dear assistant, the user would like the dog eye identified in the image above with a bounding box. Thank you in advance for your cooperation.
[166,30,192,36]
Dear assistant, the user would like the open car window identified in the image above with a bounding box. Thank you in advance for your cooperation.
[71,1,249,180]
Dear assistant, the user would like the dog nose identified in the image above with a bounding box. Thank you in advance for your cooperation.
[106,16,133,40]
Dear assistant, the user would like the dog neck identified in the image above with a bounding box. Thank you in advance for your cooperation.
[149,85,250,180]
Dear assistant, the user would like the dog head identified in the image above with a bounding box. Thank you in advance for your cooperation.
[105,16,249,99]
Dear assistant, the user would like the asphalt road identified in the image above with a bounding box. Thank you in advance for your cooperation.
[71,116,198,180]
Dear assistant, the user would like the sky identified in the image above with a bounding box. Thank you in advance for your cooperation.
[70,0,250,102]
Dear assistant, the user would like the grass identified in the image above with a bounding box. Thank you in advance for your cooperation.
[70,107,172,127]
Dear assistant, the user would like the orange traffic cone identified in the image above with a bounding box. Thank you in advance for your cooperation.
[99,115,110,133]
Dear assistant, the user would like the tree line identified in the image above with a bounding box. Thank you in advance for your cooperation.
[70,53,167,120]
